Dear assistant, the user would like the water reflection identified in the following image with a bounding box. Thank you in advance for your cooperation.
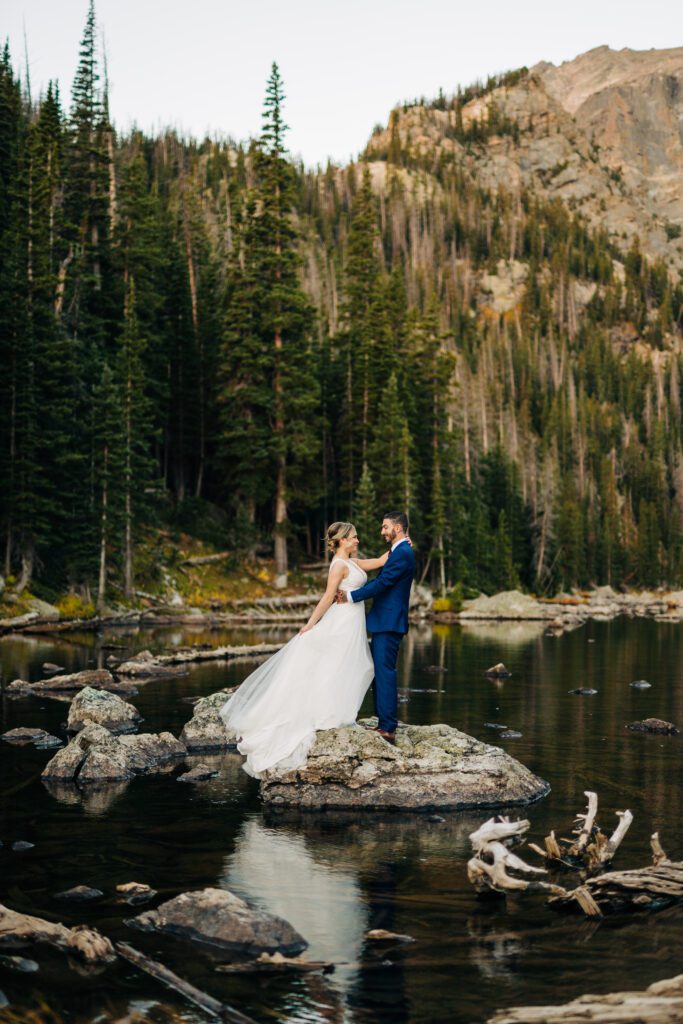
[3,617,683,1023]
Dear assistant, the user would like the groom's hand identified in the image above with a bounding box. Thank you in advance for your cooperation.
[336,590,348,604]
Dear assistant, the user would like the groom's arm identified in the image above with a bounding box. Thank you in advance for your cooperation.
[349,552,412,604]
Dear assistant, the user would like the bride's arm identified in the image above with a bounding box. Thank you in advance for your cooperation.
[353,551,390,571]
[299,562,348,634]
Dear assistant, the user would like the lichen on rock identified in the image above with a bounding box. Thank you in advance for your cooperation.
[260,722,549,811]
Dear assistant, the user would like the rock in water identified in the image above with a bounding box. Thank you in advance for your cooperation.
[177,763,219,783]
[630,679,652,689]
[626,718,679,735]
[42,724,186,784]
[568,688,598,695]
[259,723,549,811]
[180,689,239,751]
[2,728,51,745]
[129,888,308,958]
[67,686,141,734]
[54,885,104,902]
[485,663,511,678]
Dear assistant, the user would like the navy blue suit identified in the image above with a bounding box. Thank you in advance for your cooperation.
[350,540,415,732]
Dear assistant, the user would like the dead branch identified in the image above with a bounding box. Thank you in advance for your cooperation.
[651,832,670,866]
[468,817,568,897]
[116,942,257,1023]
[567,790,598,858]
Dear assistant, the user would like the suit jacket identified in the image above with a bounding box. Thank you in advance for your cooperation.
[349,541,415,634]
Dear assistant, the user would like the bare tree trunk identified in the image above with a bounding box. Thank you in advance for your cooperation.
[124,373,133,601]
[16,544,34,594]
[97,447,109,611]
[179,167,204,497]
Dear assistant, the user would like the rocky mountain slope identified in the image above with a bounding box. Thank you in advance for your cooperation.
[365,46,683,271]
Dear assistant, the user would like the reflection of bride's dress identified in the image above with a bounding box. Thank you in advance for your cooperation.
[220,558,374,777]
[223,818,367,994]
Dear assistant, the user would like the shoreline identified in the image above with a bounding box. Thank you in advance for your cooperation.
[3,586,683,638]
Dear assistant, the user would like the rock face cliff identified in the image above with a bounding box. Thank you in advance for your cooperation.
[365,46,683,270]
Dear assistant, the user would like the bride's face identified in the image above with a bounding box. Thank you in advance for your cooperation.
[342,531,359,555]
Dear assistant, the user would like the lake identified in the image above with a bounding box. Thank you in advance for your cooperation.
[1,617,682,1023]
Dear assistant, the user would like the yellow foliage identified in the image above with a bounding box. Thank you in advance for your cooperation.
[433,597,453,612]
[55,593,96,619]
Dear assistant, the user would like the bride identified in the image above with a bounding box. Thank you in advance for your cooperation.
[220,522,389,778]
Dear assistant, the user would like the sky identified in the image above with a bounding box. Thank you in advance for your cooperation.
[4,0,683,168]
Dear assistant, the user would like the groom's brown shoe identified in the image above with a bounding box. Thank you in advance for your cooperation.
[376,729,396,745]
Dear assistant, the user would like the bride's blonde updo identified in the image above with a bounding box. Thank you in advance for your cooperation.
[326,521,356,554]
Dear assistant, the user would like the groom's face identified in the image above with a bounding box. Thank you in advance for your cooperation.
[380,519,398,546]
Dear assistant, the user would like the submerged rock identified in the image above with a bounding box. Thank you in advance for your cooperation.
[0,954,39,973]
[54,885,104,902]
[129,887,308,958]
[2,727,53,745]
[67,686,141,734]
[180,688,239,751]
[630,679,653,689]
[177,763,219,783]
[260,723,550,811]
[485,662,511,678]
[42,724,186,784]
[627,718,679,735]
[116,882,157,905]
[568,687,598,695]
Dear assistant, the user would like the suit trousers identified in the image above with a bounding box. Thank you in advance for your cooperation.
[370,631,402,733]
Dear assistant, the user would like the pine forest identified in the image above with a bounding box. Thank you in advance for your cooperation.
[3,3,683,612]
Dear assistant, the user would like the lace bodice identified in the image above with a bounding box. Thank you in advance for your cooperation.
[330,557,367,591]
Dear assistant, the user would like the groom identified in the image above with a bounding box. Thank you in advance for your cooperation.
[338,511,415,743]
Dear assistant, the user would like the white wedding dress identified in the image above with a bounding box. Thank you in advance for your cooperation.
[220,558,374,778]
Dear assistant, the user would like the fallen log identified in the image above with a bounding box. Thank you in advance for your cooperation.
[227,594,318,608]
[115,942,256,1023]
[116,643,282,675]
[0,903,115,963]
[487,972,683,1023]
[180,552,231,566]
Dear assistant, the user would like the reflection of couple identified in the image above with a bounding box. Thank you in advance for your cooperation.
[220,512,415,777]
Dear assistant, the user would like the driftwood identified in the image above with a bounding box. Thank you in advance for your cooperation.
[467,818,566,897]
[116,942,257,1023]
[0,903,115,963]
[527,791,633,872]
[468,805,683,918]
[216,951,334,974]
[548,855,683,917]
[488,972,683,1023]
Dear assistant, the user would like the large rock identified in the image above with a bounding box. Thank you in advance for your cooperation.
[260,723,550,811]
[67,686,141,734]
[180,689,239,751]
[459,591,558,620]
[42,724,186,784]
[129,888,307,958]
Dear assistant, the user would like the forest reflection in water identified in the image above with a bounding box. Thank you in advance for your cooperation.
[0,616,682,1022]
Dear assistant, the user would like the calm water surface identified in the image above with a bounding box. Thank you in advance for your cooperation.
[1,618,682,1023]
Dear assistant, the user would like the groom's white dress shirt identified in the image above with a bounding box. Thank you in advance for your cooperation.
[391,537,409,552]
